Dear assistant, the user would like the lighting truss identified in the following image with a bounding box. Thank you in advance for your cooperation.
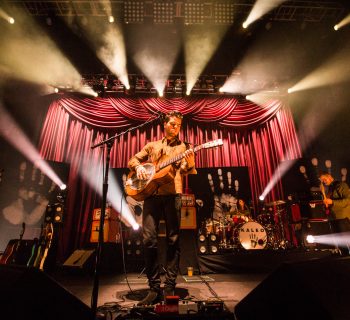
[124,1,144,24]
[6,1,346,24]
[153,1,174,24]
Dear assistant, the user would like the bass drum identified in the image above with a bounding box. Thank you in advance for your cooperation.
[235,221,268,250]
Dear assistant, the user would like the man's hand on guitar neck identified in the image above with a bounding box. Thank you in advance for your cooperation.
[184,149,195,168]
[136,165,148,180]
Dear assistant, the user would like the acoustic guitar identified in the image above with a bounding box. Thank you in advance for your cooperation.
[124,139,223,201]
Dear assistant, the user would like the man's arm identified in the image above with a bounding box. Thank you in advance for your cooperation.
[333,182,350,209]
[180,148,196,174]
[128,143,151,170]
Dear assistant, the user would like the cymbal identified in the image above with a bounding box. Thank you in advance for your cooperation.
[266,200,286,206]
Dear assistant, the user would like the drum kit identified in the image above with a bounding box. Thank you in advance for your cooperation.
[200,200,289,251]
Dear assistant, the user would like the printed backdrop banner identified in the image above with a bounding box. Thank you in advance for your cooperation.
[0,149,69,251]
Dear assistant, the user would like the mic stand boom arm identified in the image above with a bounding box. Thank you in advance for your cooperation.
[90,114,160,318]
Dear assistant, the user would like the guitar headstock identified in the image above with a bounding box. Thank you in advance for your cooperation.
[201,139,223,149]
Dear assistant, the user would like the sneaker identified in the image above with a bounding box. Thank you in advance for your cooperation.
[137,290,160,306]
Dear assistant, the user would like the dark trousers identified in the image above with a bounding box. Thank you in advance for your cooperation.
[142,194,182,291]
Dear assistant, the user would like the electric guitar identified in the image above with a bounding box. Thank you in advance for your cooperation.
[124,139,223,201]
[319,183,330,215]
[39,222,54,271]
[27,224,43,267]
[0,223,25,265]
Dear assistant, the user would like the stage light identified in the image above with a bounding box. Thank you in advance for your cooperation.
[124,1,144,24]
[214,3,234,25]
[306,235,315,244]
[184,3,204,25]
[1,10,82,90]
[199,245,207,254]
[108,16,114,23]
[210,234,217,242]
[132,25,180,99]
[154,2,174,24]
[333,14,350,31]
[287,46,350,93]
[210,245,218,254]
[243,0,287,29]
[158,90,164,97]
[54,88,59,93]
[287,88,293,93]
[132,223,140,231]
[184,25,227,94]
[60,184,67,191]
[0,102,65,189]
[259,195,265,201]
[246,95,251,100]
[242,21,248,29]
[186,90,191,96]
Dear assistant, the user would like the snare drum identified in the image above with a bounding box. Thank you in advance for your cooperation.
[234,221,267,250]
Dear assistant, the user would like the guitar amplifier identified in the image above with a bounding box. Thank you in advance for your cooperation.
[90,220,120,243]
[92,207,118,221]
[300,200,328,219]
[180,207,196,229]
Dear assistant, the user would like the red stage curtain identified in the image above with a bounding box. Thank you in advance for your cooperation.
[38,97,301,258]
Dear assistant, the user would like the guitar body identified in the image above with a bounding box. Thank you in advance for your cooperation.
[124,139,223,201]
[125,163,175,201]
[0,239,18,264]
[27,238,40,267]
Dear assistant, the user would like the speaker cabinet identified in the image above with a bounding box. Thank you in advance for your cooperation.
[234,257,350,320]
[0,265,92,320]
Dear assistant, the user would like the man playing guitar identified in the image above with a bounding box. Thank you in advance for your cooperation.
[128,111,196,305]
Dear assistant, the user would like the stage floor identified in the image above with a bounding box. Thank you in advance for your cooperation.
[51,249,342,318]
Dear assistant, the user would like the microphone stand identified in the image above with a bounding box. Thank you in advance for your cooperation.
[90,114,160,318]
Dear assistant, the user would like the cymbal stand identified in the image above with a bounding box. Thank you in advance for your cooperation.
[275,207,288,249]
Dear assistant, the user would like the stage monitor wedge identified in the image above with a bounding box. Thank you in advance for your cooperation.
[234,257,350,320]
[0,265,92,320]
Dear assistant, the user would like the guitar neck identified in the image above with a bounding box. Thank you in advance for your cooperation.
[159,145,203,170]
[320,183,329,208]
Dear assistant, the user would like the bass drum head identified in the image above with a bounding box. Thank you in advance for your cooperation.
[237,221,267,250]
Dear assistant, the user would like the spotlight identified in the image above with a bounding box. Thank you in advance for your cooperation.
[210,245,218,254]
[158,90,164,97]
[287,88,293,93]
[246,95,251,100]
[334,25,339,31]
[306,235,315,244]
[8,17,15,24]
[219,87,224,93]
[210,234,217,242]
[242,21,248,29]
[186,90,191,96]
[259,195,264,201]
[54,88,59,93]
[199,245,207,254]
[199,234,206,242]
[108,15,115,23]
[60,184,67,191]
[132,223,140,231]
